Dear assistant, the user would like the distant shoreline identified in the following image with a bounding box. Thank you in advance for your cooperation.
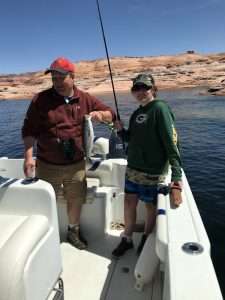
[1,52,225,99]
[0,86,219,101]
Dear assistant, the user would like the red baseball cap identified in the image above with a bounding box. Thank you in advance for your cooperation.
[45,57,75,74]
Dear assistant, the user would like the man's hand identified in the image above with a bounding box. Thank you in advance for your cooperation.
[23,157,36,178]
[89,111,113,123]
[23,136,35,177]
[89,111,104,122]
[170,181,182,207]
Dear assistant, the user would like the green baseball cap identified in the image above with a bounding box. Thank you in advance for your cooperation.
[132,74,154,88]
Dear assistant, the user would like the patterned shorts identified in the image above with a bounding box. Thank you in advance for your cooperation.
[125,179,158,204]
[125,167,165,185]
[124,167,166,204]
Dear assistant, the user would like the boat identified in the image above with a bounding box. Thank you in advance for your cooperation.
[0,137,223,300]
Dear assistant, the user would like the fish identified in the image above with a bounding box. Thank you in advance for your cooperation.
[83,114,94,160]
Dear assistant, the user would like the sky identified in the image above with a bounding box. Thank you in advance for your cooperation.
[0,0,225,74]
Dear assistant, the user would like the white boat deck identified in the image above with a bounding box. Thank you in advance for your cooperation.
[60,231,162,300]
[0,157,223,300]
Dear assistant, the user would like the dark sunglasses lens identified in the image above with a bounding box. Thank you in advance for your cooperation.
[132,85,150,92]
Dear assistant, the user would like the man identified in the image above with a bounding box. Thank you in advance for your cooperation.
[22,57,115,250]
[112,74,182,258]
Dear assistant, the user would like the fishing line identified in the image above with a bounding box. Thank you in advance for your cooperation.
[95,0,126,158]
[95,0,121,121]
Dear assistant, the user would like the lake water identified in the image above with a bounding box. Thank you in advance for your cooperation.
[0,89,225,295]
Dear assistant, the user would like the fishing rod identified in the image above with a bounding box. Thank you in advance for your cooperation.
[95,0,121,121]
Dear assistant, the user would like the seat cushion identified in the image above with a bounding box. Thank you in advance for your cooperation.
[0,215,28,249]
[0,214,49,300]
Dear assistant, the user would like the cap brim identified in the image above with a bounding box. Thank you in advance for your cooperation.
[44,68,70,75]
[44,69,51,75]
[132,82,152,88]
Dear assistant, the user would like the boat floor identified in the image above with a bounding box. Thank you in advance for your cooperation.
[58,230,162,300]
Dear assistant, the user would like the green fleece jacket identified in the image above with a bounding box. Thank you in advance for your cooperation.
[121,99,182,181]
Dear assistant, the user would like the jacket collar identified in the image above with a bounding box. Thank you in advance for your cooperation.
[51,85,80,102]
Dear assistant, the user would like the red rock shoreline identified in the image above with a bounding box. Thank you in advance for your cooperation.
[1,52,225,100]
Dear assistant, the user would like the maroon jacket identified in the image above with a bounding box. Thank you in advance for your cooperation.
[22,86,115,164]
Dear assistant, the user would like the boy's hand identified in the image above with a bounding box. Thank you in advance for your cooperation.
[113,120,124,131]
[170,181,182,207]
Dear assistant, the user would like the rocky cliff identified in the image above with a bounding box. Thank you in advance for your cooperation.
[0,52,225,100]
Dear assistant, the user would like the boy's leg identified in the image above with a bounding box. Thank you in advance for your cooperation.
[144,202,156,235]
[137,185,157,255]
[112,192,138,258]
[124,193,139,237]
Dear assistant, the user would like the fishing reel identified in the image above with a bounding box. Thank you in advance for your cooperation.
[108,125,126,159]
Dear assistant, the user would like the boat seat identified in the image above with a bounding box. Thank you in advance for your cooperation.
[0,214,48,249]
[86,158,127,187]
[0,178,62,300]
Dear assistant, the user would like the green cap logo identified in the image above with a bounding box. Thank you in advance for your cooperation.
[132,74,154,88]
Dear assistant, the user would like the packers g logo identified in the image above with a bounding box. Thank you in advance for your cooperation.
[136,114,148,124]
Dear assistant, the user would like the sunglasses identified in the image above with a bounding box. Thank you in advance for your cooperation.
[131,84,151,92]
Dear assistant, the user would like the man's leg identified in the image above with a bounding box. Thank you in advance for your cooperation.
[67,198,82,225]
[36,159,63,201]
[66,197,87,250]
[64,160,87,250]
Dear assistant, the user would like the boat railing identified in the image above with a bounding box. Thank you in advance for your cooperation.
[156,169,223,300]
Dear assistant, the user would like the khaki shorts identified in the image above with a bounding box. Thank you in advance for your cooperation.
[36,159,87,204]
